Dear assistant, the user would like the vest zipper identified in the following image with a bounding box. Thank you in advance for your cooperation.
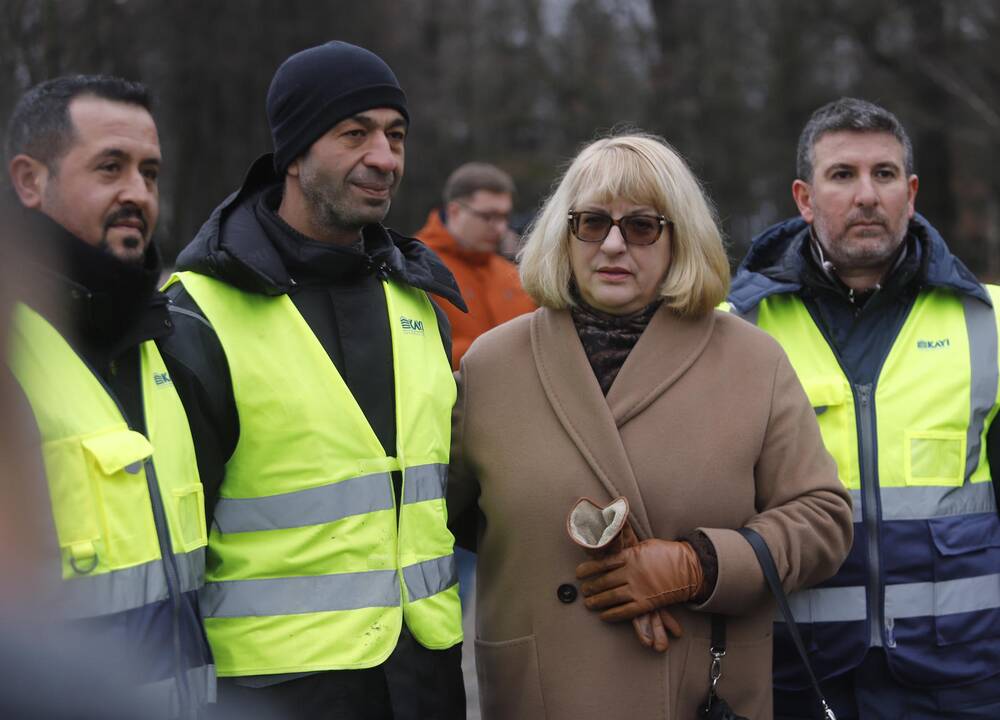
[137,379,192,718]
[143,457,192,716]
[69,346,193,716]
[854,384,885,648]
[802,292,918,652]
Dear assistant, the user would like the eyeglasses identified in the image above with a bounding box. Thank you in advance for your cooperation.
[457,201,510,226]
[567,211,669,246]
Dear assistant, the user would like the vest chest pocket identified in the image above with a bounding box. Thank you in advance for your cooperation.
[78,430,160,570]
[904,431,966,487]
[802,378,856,490]
[170,484,208,552]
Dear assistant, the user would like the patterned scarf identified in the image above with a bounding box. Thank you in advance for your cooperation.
[570,297,662,395]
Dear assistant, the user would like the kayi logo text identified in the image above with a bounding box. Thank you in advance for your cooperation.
[153,372,173,385]
[917,339,950,350]
[400,316,424,335]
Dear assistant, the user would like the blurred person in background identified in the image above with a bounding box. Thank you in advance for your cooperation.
[161,41,467,719]
[416,162,535,370]
[447,132,852,719]
[728,97,1000,719]
[3,74,214,718]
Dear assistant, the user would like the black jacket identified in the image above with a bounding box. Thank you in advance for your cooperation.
[11,206,171,425]
[160,154,466,522]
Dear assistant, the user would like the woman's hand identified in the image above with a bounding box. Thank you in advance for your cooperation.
[631,608,683,652]
[576,539,705,621]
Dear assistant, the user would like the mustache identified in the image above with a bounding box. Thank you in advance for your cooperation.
[348,169,396,189]
[104,205,148,235]
[847,208,887,227]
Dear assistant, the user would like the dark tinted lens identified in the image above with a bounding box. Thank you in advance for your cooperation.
[576,212,612,242]
[623,216,661,245]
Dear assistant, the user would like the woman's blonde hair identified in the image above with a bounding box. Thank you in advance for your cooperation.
[519,132,730,316]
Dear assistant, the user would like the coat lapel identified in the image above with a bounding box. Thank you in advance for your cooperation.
[531,308,656,538]
[605,305,716,426]
[531,306,717,540]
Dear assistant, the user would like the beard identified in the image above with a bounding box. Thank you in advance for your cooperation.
[99,205,150,265]
[813,205,908,272]
[299,163,397,235]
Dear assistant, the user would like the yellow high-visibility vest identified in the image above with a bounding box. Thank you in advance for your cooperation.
[9,303,212,712]
[171,271,462,677]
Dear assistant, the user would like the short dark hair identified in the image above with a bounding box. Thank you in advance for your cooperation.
[443,162,515,205]
[796,97,914,181]
[4,74,152,170]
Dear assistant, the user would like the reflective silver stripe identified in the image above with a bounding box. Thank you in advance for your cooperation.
[878,482,997,521]
[63,550,203,619]
[963,295,998,482]
[777,574,1000,624]
[779,585,867,624]
[403,555,457,602]
[175,548,205,594]
[138,664,217,719]
[62,558,169,619]
[849,490,863,523]
[403,463,447,504]
[213,473,394,533]
[200,569,400,618]
[886,573,1000,619]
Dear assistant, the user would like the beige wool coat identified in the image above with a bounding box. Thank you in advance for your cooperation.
[448,305,854,720]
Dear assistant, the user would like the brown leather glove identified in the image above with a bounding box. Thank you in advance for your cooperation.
[567,497,683,651]
[576,538,705,622]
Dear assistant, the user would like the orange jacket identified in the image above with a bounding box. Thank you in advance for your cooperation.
[416,210,536,369]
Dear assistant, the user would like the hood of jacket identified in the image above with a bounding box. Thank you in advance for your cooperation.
[728,213,989,314]
[176,154,467,311]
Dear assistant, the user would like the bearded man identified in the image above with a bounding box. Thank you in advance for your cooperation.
[161,42,467,720]
[728,97,1000,719]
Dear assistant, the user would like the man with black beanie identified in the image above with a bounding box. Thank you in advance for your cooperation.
[159,42,468,719]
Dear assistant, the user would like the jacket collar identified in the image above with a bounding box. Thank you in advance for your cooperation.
[176,154,467,311]
[9,200,168,358]
[530,304,716,540]
[729,213,990,313]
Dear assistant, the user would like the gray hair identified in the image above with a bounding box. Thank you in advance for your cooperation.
[796,97,914,181]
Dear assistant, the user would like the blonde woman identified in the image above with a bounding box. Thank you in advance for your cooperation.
[447,133,853,720]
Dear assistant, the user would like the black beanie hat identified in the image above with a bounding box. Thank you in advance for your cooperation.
[266,41,409,174]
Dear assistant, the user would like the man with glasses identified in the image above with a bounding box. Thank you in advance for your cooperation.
[416,162,535,369]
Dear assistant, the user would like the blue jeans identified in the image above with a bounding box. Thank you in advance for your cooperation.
[775,649,1000,719]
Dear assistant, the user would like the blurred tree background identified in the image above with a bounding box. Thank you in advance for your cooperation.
[1,0,998,276]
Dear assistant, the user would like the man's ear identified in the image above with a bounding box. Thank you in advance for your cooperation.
[8,155,49,209]
[444,200,462,225]
[791,178,814,224]
[907,174,919,219]
[285,156,300,178]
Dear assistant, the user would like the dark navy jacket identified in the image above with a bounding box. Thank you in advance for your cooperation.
[729,214,1000,689]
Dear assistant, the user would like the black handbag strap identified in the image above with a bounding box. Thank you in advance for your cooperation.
[735,527,836,720]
